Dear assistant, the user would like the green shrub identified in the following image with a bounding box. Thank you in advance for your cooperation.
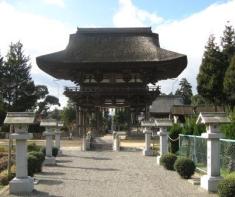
[29,151,45,172]
[183,118,205,136]
[169,124,183,153]
[40,147,46,156]
[41,147,59,157]
[28,142,41,152]
[174,157,195,179]
[160,153,177,170]
[220,122,235,140]
[28,154,38,176]
[52,147,59,157]
[218,177,235,197]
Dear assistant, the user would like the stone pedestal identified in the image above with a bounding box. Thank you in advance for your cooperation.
[82,136,87,151]
[55,131,62,155]
[143,129,153,156]
[157,127,168,165]
[10,133,34,194]
[43,131,56,166]
[113,135,120,151]
[200,130,223,192]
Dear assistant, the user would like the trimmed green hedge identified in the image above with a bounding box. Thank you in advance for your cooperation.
[28,150,45,176]
[28,142,41,152]
[28,151,45,173]
[28,154,38,177]
[160,153,177,170]
[174,157,195,179]
[41,147,59,157]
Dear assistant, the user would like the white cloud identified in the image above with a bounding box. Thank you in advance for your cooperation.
[0,1,74,108]
[113,0,235,94]
[43,0,65,7]
[113,0,163,27]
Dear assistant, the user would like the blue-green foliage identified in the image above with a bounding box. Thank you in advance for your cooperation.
[169,124,183,153]
[220,122,235,140]
[183,118,205,136]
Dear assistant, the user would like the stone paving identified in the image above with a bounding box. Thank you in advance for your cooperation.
[3,147,217,197]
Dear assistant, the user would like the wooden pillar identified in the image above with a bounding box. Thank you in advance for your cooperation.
[76,105,82,136]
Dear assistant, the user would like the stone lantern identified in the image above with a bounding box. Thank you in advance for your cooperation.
[4,112,35,194]
[40,119,57,165]
[155,119,173,165]
[196,112,230,192]
[141,120,156,156]
[55,122,63,155]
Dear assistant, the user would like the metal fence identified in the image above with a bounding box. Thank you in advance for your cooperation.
[179,134,235,173]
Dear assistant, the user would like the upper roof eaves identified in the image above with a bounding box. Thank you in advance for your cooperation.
[76,27,152,34]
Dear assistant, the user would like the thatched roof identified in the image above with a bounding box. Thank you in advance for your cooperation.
[150,96,184,114]
[171,105,194,115]
[36,27,187,80]
[195,106,224,114]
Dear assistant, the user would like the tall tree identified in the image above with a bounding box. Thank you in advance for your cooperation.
[175,78,193,105]
[36,95,60,117]
[61,100,76,130]
[221,23,235,62]
[197,35,225,105]
[224,55,235,109]
[0,41,37,111]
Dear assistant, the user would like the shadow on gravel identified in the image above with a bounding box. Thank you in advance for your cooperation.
[56,164,119,171]
[56,160,73,163]
[78,156,112,160]
[8,190,63,197]
[39,179,63,186]
[39,171,65,176]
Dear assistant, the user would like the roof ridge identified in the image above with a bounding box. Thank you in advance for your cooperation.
[76,27,152,34]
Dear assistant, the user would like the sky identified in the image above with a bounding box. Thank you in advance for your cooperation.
[0,0,235,108]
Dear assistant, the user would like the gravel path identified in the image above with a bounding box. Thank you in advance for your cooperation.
[3,148,217,197]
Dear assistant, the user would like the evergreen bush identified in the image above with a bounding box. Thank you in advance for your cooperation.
[169,124,183,153]
[218,177,235,197]
[28,151,45,172]
[174,157,195,179]
[160,153,177,170]
[28,142,41,152]
[41,146,59,157]
[27,154,38,176]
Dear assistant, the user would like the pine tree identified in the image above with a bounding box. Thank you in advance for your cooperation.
[0,41,37,111]
[221,23,235,62]
[197,35,225,105]
[175,78,193,105]
[224,55,235,108]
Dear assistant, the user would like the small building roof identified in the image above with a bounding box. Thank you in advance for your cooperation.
[196,112,230,124]
[40,119,58,127]
[171,105,194,115]
[141,120,156,127]
[195,106,224,114]
[4,112,36,125]
[150,96,184,114]
[155,119,173,127]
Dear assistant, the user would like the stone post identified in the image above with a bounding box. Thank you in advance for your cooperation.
[43,131,56,165]
[143,129,153,156]
[197,112,230,192]
[55,131,62,155]
[155,119,172,165]
[113,132,126,151]
[10,132,34,194]
[41,119,59,165]
[4,112,36,194]
[113,134,120,151]
[156,127,168,164]
[82,136,87,151]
